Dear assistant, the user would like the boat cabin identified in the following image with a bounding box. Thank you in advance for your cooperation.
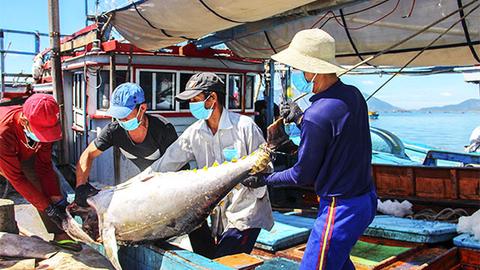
[32,25,264,185]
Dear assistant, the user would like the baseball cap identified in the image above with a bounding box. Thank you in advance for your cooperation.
[22,94,62,142]
[175,72,225,101]
[106,83,145,119]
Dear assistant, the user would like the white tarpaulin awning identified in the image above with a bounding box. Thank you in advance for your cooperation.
[108,0,480,67]
[223,0,480,66]
[109,0,316,51]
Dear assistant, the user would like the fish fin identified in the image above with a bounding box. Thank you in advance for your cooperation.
[193,168,197,172]
[203,166,208,171]
[103,225,122,270]
[212,161,219,167]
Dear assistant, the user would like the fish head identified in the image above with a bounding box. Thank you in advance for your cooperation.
[250,144,272,174]
[266,118,299,155]
[63,203,99,244]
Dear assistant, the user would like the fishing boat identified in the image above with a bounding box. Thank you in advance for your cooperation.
[1,0,480,269]
[369,111,380,119]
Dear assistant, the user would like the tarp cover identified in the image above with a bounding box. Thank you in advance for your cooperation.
[109,0,316,51]
[224,0,480,66]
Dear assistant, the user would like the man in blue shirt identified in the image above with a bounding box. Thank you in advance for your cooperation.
[245,29,377,270]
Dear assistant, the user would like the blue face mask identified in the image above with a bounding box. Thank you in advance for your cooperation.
[189,94,214,120]
[223,147,239,162]
[24,129,40,142]
[284,123,301,146]
[118,109,142,131]
[292,72,317,93]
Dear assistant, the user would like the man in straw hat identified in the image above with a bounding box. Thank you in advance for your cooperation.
[243,29,377,269]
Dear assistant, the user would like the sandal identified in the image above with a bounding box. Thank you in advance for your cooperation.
[50,239,83,252]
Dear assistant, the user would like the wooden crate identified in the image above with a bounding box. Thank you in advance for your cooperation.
[372,165,480,208]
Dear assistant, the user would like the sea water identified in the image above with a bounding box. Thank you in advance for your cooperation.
[370,111,480,152]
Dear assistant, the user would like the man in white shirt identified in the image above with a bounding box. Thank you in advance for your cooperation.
[148,72,273,258]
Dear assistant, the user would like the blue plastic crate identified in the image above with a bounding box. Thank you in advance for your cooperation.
[453,234,480,250]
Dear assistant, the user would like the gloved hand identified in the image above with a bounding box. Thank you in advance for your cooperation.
[242,174,267,188]
[45,199,68,230]
[280,99,303,125]
[74,183,99,207]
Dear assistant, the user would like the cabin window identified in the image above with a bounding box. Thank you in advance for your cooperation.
[73,73,84,110]
[245,75,255,110]
[139,71,175,111]
[97,70,127,110]
[72,73,85,128]
[228,74,242,110]
[155,72,175,110]
[178,73,226,110]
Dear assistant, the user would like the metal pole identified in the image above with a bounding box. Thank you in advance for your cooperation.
[85,0,89,27]
[110,53,121,185]
[265,60,275,126]
[34,31,40,54]
[48,0,68,165]
[0,29,5,99]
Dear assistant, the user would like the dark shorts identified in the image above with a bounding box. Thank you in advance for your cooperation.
[189,221,261,259]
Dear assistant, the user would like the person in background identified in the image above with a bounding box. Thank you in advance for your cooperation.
[74,83,180,206]
[254,100,280,138]
[147,72,274,259]
[0,94,81,250]
[244,29,377,270]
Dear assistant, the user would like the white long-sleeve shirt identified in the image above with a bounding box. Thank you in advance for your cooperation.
[148,109,274,236]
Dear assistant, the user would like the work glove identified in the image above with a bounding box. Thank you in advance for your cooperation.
[74,183,99,207]
[242,174,267,188]
[280,99,303,126]
[45,198,68,230]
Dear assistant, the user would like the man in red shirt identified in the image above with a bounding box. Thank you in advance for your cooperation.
[0,94,78,248]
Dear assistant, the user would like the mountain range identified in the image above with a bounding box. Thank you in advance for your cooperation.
[363,93,402,112]
[363,93,480,112]
[417,98,480,112]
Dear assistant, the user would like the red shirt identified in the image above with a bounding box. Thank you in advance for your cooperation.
[0,106,60,210]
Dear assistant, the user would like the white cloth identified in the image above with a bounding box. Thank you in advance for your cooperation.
[466,126,480,153]
[148,109,274,236]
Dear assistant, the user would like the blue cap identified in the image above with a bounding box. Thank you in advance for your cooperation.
[106,83,145,119]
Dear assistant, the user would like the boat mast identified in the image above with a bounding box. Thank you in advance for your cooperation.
[48,0,68,165]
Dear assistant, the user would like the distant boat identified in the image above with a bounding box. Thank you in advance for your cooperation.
[369,111,379,120]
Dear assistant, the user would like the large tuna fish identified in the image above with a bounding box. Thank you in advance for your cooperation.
[63,119,289,270]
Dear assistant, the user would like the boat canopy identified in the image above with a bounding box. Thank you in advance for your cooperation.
[107,0,480,67]
[108,0,319,50]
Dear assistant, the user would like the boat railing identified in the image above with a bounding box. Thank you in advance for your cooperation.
[423,150,480,167]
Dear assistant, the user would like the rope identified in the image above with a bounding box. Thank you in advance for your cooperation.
[365,1,480,102]
[338,0,480,77]
[407,208,469,223]
[197,0,244,24]
[339,9,370,65]
[264,31,277,54]
[457,0,480,63]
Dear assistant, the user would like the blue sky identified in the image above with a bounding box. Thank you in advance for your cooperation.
[2,1,479,110]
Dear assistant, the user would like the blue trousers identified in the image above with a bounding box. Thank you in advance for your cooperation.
[300,190,377,270]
